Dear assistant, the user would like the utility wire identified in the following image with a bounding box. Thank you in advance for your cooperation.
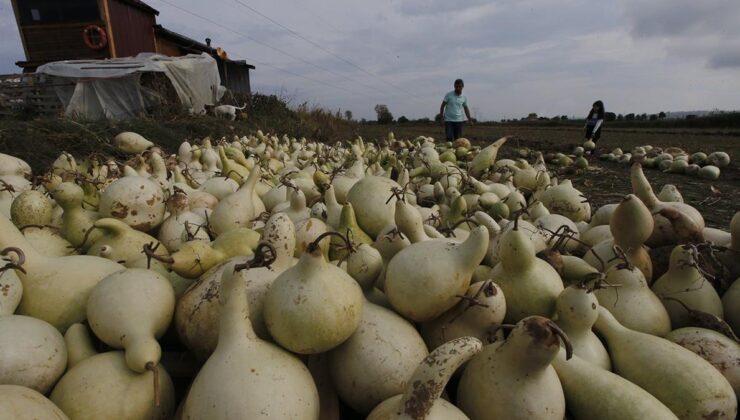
[153,0,385,100]
[230,0,428,102]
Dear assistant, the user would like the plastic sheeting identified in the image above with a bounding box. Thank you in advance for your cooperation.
[37,53,223,120]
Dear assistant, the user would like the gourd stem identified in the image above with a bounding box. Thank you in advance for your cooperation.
[546,320,574,360]
[309,231,351,254]
[234,243,277,271]
[145,362,161,407]
[0,247,26,274]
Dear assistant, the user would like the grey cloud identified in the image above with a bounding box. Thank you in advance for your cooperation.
[398,0,490,16]
[709,52,740,69]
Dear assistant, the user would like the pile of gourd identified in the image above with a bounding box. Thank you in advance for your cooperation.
[0,129,738,420]
[594,142,731,180]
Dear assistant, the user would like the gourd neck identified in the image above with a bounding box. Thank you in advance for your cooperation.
[64,323,98,369]
[630,162,659,209]
[218,262,258,348]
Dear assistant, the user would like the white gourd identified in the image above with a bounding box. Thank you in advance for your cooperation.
[210,165,266,235]
[328,300,428,414]
[0,314,67,394]
[385,226,489,322]
[50,323,175,420]
[0,385,69,420]
[421,280,506,350]
[264,233,364,354]
[554,285,611,370]
[86,268,175,373]
[99,176,165,231]
[457,316,567,420]
[0,216,123,332]
[181,261,320,419]
[347,175,402,238]
[367,336,483,420]
[594,264,672,336]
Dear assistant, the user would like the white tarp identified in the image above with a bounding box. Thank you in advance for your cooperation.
[36,53,223,120]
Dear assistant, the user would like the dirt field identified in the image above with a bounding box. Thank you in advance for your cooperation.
[357,124,739,229]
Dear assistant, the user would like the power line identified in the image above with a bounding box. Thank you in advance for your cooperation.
[152,0,385,100]
[230,0,428,102]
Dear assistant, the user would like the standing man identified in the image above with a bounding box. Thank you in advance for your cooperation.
[440,78,474,141]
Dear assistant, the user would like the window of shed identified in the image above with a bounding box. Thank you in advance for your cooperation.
[18,0,101,25]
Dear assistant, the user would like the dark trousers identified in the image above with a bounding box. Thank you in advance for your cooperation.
[445,121,464,140]
[585,125,601,142]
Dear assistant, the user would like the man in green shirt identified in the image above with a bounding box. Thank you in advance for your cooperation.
[440,79,474,140]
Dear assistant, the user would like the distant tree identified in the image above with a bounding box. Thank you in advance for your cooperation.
[560,115,568,120]
[639,113,648,120]
[360,118,367,123]
[551,116,560,121]
[685,114,697,120]
[416,117,431,123]
[374,104,394,124]
[605,112,617,121]
[658,111,666,119]
[336,109,342,119]
[617,114,624,121]
[434,113,443,122]
[649,114,658,121]
[527,112,538,120]
[398,116,409,123]
[345,110,353,121]
[625,113,635,121]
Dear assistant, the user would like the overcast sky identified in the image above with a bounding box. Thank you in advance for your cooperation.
[1,0,739,120]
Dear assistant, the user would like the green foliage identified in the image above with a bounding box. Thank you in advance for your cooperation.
[374,104,394,124]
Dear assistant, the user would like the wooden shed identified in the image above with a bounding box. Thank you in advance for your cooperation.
[10,0,253,94]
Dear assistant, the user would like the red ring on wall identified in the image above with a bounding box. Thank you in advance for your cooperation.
[83,25,108,50]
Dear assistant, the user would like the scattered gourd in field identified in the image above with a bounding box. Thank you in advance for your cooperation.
[113,132,154,154]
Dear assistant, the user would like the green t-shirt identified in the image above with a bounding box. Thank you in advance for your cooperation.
[443,91,468,122]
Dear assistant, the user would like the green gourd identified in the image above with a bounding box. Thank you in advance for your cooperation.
[594,306,737,419]
[490,224,564,323]
[552,348,677,420]
[652,245,723,329]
